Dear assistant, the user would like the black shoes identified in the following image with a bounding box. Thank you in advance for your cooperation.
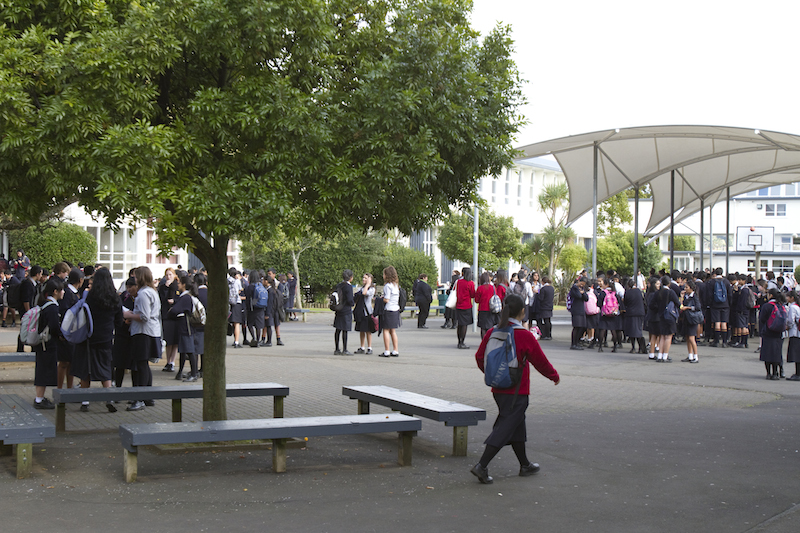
[457,343,470,350]
[106,401,117,413]
[334,349,342,355]
[470,463,493,484]
[342,350,353,356]
[250,340,259,348]
[162,363,174,372]
[787,375,800,381]
[570,345,584,350]
[183,375,199,382]
[34,398,55,410]
[519,462,540,476]
[79,404,89,412]
[276,339,284,346]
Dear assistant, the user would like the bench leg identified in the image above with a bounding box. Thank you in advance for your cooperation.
[397,431,415,467]
[16,443,32,479]
[301,312,307,323]
[123,448,138,483]
[172,398,182,423]
[56,403,66,433]
[273,396,284,418]
[272,439,287,473]
[452,426,468,456]
[357,399,370,415]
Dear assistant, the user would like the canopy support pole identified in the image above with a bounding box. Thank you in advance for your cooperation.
[592,142,598,278]
[669,170,675,272]
[725,187,731,274]
[634,187,640,280]
[709,203,714,272]
[472,204,479,333]
[699,198,705,271]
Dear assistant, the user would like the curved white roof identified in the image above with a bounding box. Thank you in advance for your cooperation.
[515,125,800,231]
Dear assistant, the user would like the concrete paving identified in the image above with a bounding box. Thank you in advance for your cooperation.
[1,311,799,532]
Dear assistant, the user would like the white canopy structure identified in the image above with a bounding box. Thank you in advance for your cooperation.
[515,125,800,275]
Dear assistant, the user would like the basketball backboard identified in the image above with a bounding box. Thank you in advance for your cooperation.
[736,226,774,252]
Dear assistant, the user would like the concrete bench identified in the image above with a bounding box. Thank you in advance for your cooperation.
[285,308,310,322]
[343,385,486,456]
[52,382,288,433]
[119,413,421,482]
[0,352,35,364]
[403,305,445,317]
[0,394,56,478]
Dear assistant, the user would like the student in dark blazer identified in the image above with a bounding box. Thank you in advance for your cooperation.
[536,276,555,340]
[623,278,646,353]
[569,277,589,350]
[413,274,433,328]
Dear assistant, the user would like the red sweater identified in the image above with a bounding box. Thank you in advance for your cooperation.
[456,279,476,309]
[475,326,560,395]
[475,284,497,312]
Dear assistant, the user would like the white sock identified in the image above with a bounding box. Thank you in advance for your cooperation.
[82,401,89,406]
[663,352,668,360]
[35,397,43,403]
[693,354,698,360]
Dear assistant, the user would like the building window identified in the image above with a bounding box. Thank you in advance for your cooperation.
[758,188,769,196]
[747,259,769,274]
[786,183,796,196]
[491,181,496,194]
[765,203,786,216]
[769,185,781,196]
[780,236,792,251]
[772,260,793,273]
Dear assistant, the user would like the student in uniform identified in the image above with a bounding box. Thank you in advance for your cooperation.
[123,267,162,411]
[333,270,355,355]
[536,276,554,340]
[381,266,402,357]
[786,291,800,381]
[32,278,64,409]
[168,275,200,381]
[759,289,786,380]
[354,273,376,354]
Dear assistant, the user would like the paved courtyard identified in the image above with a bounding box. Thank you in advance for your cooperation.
[1,310,798,532]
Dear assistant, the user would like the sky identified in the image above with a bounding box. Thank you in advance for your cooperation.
[469,0,800,147]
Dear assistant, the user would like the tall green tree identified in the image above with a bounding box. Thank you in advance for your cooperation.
[437,208,522,272]
[597,191,633,236]
[537,182,572,278]
[520,234,549,274]
[0,1,524,420]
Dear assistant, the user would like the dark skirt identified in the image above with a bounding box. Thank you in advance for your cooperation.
[34,343,58,387]
[484,393,529,448]
[72,343,113,382]
[599,313,622,331]
[759,335,784,363]
[649,319,677,337]
[333,309,353,331]
[247,307,265,329]
[112,335,132,370]
[456,307,474,326]
[178,333,195,354]
[193,331,205,355]
[585,313,599,329]
[787,337,800,363]
[131,334,161,366]
[477,310,498,330]
[571,312,587,328]
[57,337,74,363]
[624,315,644,338]
[229,303,244,324]
[267,307,282,327]
[162,318,180,345]
[383,310,401,329]
[355,314,374,333]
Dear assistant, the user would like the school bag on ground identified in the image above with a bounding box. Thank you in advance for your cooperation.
[713,279,727,303]
[766,302,788,333]
[484,325,524,389]
[20,300,57,346]
[253,283,269,309]
[60,294,94,344]
[329,285,344,312]
[189,296,207,326]
[601,289,619,317]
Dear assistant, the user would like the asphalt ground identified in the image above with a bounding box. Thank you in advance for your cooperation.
[1,310,798,532]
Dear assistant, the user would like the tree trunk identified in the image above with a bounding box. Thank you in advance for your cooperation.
[549,245,555,279]
[190,233,229,421]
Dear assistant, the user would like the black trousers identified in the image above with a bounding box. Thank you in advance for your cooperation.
[417,301,430,327]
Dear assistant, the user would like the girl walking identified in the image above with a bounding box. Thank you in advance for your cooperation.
[455,267,476,349]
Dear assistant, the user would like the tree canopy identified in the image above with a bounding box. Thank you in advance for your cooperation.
[0,0,524,420]
[437,208,522,272]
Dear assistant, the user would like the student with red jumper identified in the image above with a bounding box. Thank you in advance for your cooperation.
[455,266,476,349]
[471,294,560,484]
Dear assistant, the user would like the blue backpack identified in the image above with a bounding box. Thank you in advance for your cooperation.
[60,293,94,344]
[713,279,727,303]
[253,283,269,309]
[483,325,523,389]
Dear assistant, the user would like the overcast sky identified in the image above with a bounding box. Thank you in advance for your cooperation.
[469,0,800,147]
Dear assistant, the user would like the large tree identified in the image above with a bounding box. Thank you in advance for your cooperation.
[437,208,522,272]
[0,0,523,420]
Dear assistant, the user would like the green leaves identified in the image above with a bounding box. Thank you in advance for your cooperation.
[437,208,522,272]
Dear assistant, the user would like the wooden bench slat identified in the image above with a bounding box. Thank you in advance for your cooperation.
[0,394,55,444]
[53,382,288,403]
[0,353,35,363]
[343,386,486,425]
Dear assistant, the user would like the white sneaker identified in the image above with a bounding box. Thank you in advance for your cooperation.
[366,348,373,355]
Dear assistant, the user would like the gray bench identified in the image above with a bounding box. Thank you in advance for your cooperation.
[52,382,288,433]
[285,308,310,322]
[403,305,445,318]
[0,394,56,478]
[0,352,35,364]
[119,413,421,482]
[343,385,486,456]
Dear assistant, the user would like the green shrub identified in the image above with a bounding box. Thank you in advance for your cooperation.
[9,222,97,269]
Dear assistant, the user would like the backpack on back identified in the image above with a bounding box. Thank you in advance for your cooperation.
[566,291,573,312]
[745,287,757,309]
[329,285,345,312]
[483,325,523,389]
[585,290,599,315]
[766,302,788,333]
[512,281,526,299]
[7,282,21,309]
[60,293,94,344]
[20,300,57,347]
[713,279,727,303]
[601,289,619,316]
[189,296,207,326]
[228,277,239,306]
[253,283,269,309]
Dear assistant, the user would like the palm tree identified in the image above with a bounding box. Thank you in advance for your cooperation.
[537,183,571,277]
[521,235,549,274]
